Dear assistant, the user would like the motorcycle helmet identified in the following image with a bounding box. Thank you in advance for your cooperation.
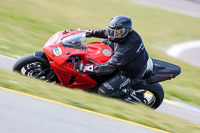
[108,16,132,42]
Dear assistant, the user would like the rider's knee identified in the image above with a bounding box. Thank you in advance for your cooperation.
[98,83,113,97]
[98,87,107,96]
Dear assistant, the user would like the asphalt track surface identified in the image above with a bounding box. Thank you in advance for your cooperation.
[131,0,200,18]
[178,47,200,66]
[0,88,163,133]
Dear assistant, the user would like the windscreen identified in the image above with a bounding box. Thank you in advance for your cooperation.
[62,32,87,50]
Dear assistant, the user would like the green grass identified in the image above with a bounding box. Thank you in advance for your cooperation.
[0,0,200,120]
[1,0,200,57]
[0,69,200,133]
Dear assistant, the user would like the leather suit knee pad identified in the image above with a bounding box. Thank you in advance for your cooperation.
[98,83,114,97]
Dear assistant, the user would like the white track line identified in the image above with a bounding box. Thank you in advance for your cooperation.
[167,40,200,57]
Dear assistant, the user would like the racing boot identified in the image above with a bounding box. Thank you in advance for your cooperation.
[121,88,142,103]
[121,88,133,103]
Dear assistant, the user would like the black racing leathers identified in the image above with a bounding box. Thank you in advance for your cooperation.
[91,29,149,79]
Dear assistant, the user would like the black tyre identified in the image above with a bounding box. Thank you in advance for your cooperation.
[13,54,38,72]
[133,83,164,109]
[146,83,164,109]
[13,54,58,82]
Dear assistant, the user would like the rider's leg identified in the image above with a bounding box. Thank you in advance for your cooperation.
[98,72,139,98]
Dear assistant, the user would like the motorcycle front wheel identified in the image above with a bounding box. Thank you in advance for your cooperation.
[13,54,58,82]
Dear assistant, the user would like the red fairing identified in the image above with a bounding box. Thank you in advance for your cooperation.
[85,42,113,65]
[43,30,113,90]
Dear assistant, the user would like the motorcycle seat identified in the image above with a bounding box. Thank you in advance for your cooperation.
[143,58,153,79]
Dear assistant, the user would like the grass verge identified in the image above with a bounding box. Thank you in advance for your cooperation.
[0,69,200,133]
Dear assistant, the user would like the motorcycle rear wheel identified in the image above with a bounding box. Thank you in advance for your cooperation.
[134,83,164,109]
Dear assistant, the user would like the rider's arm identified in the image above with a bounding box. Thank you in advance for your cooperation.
[86,29,108,39]
[93,58,116,75]
[93,42,137,75]
[93,48,129,75]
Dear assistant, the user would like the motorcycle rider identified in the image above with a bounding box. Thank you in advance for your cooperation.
[77,16,149,102]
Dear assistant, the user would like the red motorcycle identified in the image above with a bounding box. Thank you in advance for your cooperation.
[13,30,181,109]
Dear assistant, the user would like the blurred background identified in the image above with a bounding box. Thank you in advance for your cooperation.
[0,0,200,132]
[0,0,200,107]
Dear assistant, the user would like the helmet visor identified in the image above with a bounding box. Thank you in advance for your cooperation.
[108,28,127,39]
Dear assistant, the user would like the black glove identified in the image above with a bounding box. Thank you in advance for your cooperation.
[85,30,93,38]
[76,63,94,72]
[76,62,85,72]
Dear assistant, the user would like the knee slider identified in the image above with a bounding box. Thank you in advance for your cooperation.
[98,84,113,97]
